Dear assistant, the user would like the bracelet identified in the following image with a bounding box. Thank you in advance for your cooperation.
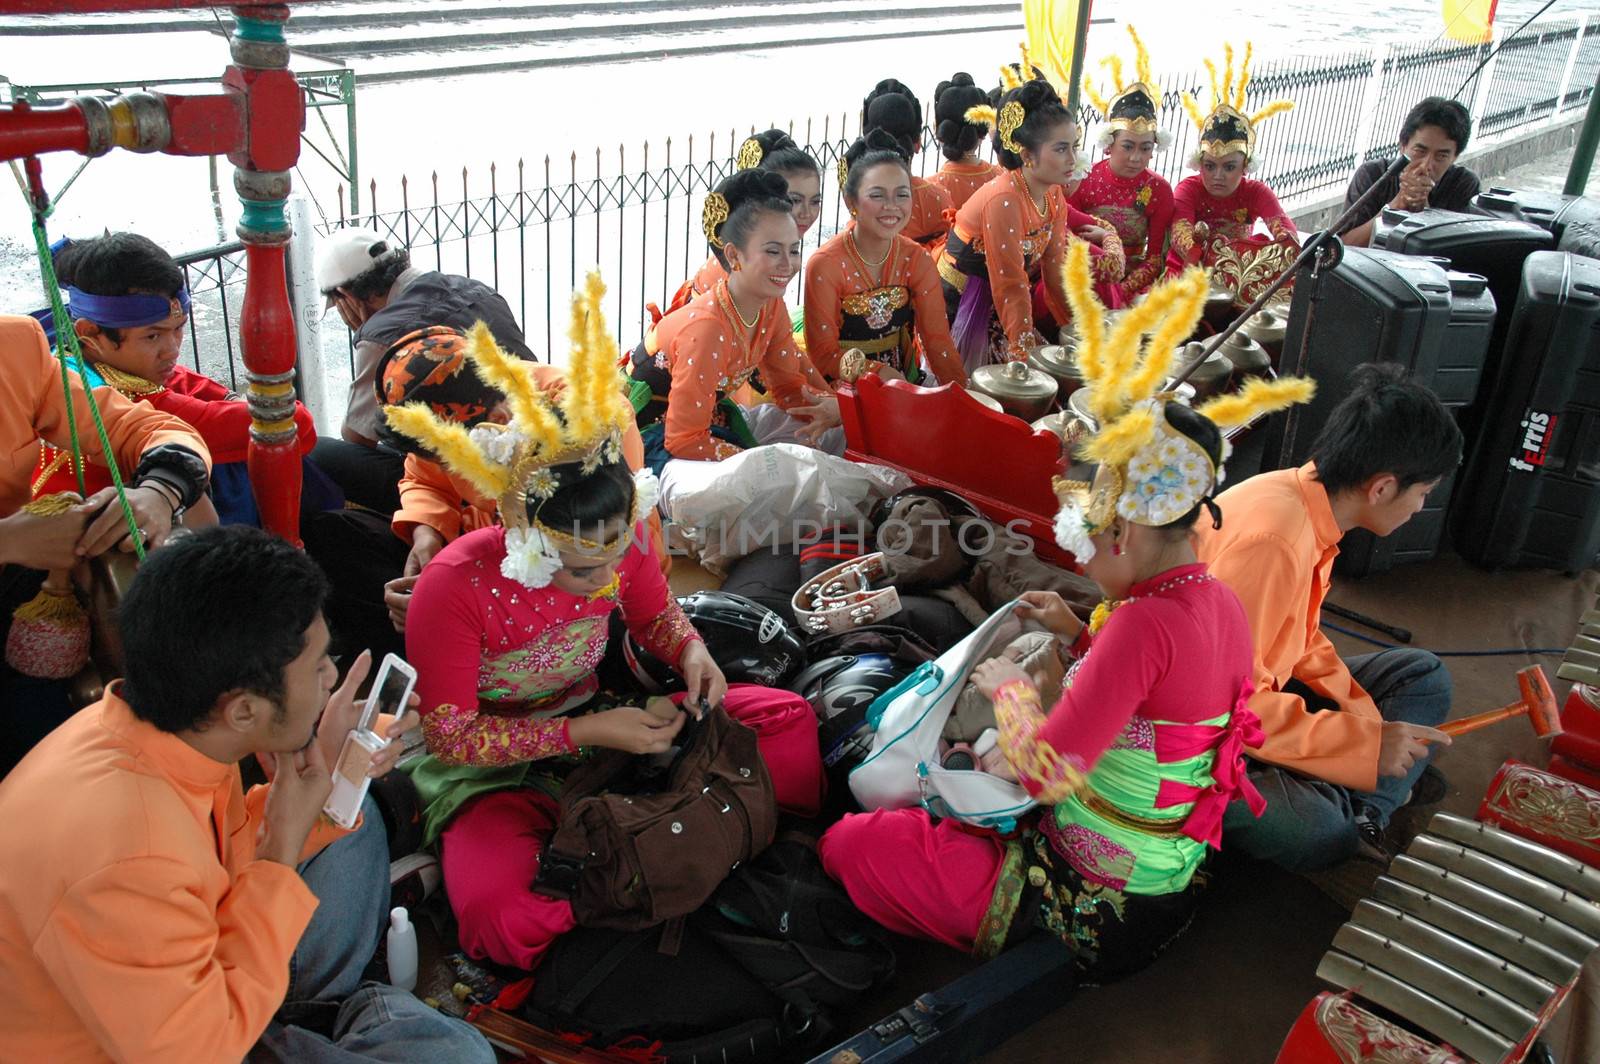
[139,478,187,525]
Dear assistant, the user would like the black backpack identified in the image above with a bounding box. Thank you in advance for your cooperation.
[522,835,894,1063]
[695,834,897,1037]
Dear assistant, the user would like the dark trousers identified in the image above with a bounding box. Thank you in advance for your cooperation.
[300,509,410,664]
[308,439,405,516]
[1221,649,1453,871]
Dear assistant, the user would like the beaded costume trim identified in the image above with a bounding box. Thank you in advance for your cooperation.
[992,679,1089,805]
[421,703,574,767]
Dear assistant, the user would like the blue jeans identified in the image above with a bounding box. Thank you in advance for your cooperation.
[250,797,494,1063]
[1221,649,1453,872]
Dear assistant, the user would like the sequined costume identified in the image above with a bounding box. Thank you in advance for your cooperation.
[1167,175,1297,275]
[803,228,967,386]
[655,254,728,321]
[938,170,1124,364]
[1070,161,1175,300]
[820,564,1264,976]
[930,159,1003,213]
[904,177,955,247]
[407,525,826,970]
[628,279,830,470]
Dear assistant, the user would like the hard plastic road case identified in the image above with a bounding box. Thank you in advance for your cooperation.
[1266,247,1495,577]
[1453,251,1600,573]
[1474,187,1600,258]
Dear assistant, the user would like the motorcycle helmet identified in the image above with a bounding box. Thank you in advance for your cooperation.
[622,591,806,694]
[793,653,912,768]
[868,486,982,530]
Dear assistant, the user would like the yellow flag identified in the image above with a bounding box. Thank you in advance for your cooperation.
[1442,0,1497,43]
[1024,0,1088,94]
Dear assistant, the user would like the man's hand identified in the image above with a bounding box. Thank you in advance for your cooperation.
[75,485,176,559]
[568,707,688,754]
[256,742,334,866]
[404,526,445,578]
[314,651,373,771]
[385,575,419,634]
[1377,721,1451,779]
[0,503,88,571]
[678,640,728,718]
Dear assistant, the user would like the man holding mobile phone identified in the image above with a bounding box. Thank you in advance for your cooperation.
[0,526,493,1063]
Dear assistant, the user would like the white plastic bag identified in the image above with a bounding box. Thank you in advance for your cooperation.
[660,444,910,573]
[849,601,1038,832]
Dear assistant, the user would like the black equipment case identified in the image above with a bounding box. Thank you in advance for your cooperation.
[1453,250,1600,573]
[1473,187,1600,258]
[1267,247,1496,576]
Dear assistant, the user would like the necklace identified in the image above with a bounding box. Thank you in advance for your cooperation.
[716,281,760,335]
[847,230,892,273]
[1017,169,1048,217]
[1087,570,1215,635]
[94,361,164,397]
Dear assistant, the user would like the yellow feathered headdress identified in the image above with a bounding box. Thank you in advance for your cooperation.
[382,271,655,588]
[1180,41,1294,167]
[1050,242,1314,561]
[1082,25,1170,149]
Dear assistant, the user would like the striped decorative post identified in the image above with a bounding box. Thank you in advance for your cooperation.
[227,4,306,544]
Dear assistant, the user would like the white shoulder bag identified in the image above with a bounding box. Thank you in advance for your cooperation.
[848,601,1038,832]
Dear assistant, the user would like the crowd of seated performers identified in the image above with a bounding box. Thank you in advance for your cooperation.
[0,36,1489,1058]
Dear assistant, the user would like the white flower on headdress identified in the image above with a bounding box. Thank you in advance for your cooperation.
[633,468,661,517]
[1054,499,1097,563]
[501,525,563,589]
[525,468,558,501]
[468,423,525,466]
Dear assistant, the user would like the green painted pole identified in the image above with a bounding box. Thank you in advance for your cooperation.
[343,68,360,215]
[1565,66,1600,196]
[1065,0,1094,112]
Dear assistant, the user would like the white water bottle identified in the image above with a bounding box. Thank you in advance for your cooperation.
[387,906,418,991]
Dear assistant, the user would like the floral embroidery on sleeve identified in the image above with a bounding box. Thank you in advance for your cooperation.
[631,598,702,667]
[421,703,574,766]
[1170,220,1196,260]
[1092,230,1126,283]
[993,679,1090,805]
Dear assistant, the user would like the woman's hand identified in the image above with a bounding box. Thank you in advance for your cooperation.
[973,658,1031,700]
[1016,590,1084,641]
[677,639,728,718]
[792,386,841,445]
[569,706,687,754]
[1074,223,1112,246]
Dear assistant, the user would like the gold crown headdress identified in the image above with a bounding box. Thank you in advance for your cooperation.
[1082,25,1171,150]
[382,271,655,589]
[1180,42,1294,167]
[1050,242,1314,562]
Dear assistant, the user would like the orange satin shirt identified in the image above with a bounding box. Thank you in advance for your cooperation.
[930,159,1002,212]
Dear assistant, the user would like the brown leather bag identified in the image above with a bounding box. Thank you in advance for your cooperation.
[532,705,777,930]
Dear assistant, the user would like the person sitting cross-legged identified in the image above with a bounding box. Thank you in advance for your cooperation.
[0,525,495,1063]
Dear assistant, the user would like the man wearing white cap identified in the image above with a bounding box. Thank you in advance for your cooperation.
[310,228,533,513]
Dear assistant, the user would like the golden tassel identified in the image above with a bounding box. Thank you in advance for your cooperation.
[1222,44,1235,112]
[1181,91,1209,134]
[1235,41,1254,108]
[1128,24,1158,96]
[1081,407,1157,468]
[1129,269,1207,403]
[1196,375,1317,429]
[1248,100,1296,127]
[1081,77,1112,118]
[1061,243,1105,384]
[965,104,999,129]
[382,405,512,500]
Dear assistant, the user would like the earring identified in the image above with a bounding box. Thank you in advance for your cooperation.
[1111,540,1122,556]
[730,261,741,272]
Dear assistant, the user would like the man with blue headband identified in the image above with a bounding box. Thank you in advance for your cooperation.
[34,234,325,527]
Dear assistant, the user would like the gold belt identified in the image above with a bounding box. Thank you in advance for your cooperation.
[1079,788,1189,838]
[846,331,906,356]
[937,253,969,295]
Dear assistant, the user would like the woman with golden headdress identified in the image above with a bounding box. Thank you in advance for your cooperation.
[1167,43,1299,286]
[652,129,824,321]
[630,170,841,473]
[391,276,825,972]
[940,67,1125,368]
[1072,27,1177,301]
[821,246,1313,977]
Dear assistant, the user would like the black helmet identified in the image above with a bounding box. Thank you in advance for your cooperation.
[622,591,806,694]
[868,487,982,530]
[794,653,912,768]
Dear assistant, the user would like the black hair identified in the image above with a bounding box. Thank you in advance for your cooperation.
[707,169,793,270]
[118,526,329,733]
[343,246,412,302]
[993,80,1075,171]
[1400,97,1471,155]
[529,460,637,540]
[843,129,913,199]
[745,128,821,181]
[933,73,990,160]
[862,81,922,158]
[1309,363,1462,495]
[53,232,184,344]
[1159,402,1227,533]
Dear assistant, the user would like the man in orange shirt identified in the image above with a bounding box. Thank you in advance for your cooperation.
[0,526,494,1062]
[1197,365,1458,870]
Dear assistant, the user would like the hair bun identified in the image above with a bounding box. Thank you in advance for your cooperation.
[1015,78,1060,111]
[719,167,790,212]
[864,78,922,120]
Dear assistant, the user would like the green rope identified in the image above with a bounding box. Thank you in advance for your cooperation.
[26,200,146,562]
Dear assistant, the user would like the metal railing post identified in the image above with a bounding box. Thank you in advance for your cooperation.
[1471,24,1503,125]
[1352,42,1389,165]
[285,195,332,434]
[342,68,360,216]
[1556,15,1588,115]
[1565,64,1600,194]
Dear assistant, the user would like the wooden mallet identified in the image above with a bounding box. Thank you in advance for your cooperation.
[1439,666,1560,738]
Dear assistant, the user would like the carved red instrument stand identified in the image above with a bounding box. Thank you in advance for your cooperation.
[0,1,309,544]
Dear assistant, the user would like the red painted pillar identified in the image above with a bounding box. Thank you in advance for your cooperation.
[228,3,306,544]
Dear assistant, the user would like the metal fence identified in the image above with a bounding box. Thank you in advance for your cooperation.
[172,14,1598,415]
